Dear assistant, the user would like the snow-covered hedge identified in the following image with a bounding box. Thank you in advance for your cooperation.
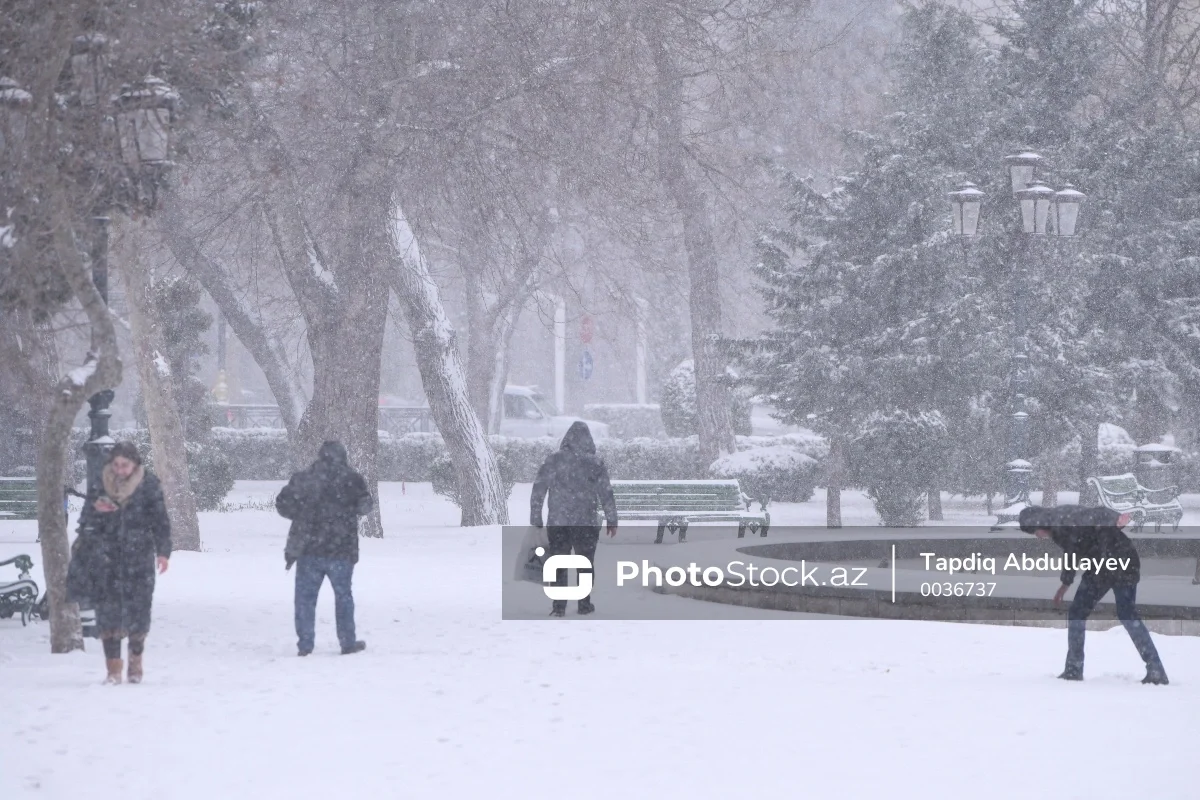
[429,449,519,509]
[709,445,820,503]
[582,403,666,439]
[88,427,829,490]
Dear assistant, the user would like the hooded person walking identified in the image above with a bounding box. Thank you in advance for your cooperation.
[1019,504,1168,684]
[276,440,373,656]
[68,441,172,685]
[530,421,618,617]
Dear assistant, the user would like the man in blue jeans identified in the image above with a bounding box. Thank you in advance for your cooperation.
[276,441,373,656]
[1020,505,1168,685]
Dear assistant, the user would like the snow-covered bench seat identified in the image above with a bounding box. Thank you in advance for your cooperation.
[1087,473,1182,533]
[0,477,37,520]
[600,479,770,543]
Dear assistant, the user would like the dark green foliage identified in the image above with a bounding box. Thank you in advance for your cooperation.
[659,359,752,438]
[849,411,950,526]
[134,276,218,441]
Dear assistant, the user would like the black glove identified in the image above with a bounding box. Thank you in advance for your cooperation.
[285,557,295,571]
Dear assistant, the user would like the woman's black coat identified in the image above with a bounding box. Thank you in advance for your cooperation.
[68,473,172,636]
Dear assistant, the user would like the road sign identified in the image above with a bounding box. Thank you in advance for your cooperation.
[577,349,593,380]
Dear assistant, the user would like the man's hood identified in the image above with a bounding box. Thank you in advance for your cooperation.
[318,440,349,466]
[559,421,596,455]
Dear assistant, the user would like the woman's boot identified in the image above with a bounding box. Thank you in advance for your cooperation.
[102,635,123,684]
[128,636,145,683]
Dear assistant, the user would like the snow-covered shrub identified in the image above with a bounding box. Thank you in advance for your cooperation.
[709,445,819,503]
[849,411,949,526]
[659,359,752,437]
[429,448,517,508]
[181,442,235,511]
[582,404,666,439]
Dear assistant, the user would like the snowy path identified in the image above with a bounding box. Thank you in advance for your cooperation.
[1,483,1194,799]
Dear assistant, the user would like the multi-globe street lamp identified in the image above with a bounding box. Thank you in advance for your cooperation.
[949,152,1086,529]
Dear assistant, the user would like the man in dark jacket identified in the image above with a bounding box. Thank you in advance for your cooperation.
[1019,505,1168,684]
[277,440,373,656]
[531,422,618,617]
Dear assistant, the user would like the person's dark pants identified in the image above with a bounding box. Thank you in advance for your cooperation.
[294,556,357,652]
[547,525,600,611]
[1066,575,1163,673]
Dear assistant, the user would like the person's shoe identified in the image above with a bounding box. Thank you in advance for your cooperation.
[104,658,123,685]
[127,654,143,684]
[549,605,565,617]
[341,641,366,655]
[1143,665,1169,685]
[298,648,312,657]
[577,600,595,616]
[1057,666,1083,681]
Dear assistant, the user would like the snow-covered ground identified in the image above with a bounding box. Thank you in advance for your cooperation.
[2,483,1196,799]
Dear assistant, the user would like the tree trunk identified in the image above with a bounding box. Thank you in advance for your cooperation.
[385,200,507,526]
[647,29,735,467]
[119,219,203,552]
[464,276,495,429]
[488,305,521,434]
[292,192,389,538]
[38,186,123,653]
[825,434,846,528]
[1078,421,1100,505]
[985,492,993,515]
[927,489,943,521]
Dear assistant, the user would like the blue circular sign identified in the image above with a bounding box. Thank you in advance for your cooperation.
[578,349,593,380]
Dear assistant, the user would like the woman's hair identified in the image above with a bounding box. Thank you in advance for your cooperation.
[106,441,143,466]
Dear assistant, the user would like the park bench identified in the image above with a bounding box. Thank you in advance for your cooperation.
[600,479,770,543]
[0,554,45,626]
[0,476,37,520]
[1087,472,1183,533]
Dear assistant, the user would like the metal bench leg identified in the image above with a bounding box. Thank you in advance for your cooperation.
[678,521,688,543]
[655,523,666,544]
[737,522,746,539]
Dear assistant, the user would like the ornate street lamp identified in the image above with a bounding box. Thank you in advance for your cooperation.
[951,153,1087,529]
[1053,184,1086,237]
[69,33,109,108]
[1016,183,1055,235]
[1004,151,1044,195]
[949,182,985,237]
[114,76,178,211]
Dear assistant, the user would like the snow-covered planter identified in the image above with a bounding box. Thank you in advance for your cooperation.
[582,404,666,439]
[850,411,949,527]
[659,359,752,437]
[709,445,819,504]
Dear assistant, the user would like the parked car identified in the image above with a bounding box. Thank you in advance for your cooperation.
[499,385,610,440]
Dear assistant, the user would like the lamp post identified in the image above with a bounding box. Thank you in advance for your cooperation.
[69,33,178,500]
[949,152,1087,529]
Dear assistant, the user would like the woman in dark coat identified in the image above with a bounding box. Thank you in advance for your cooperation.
[72,441,172,684]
